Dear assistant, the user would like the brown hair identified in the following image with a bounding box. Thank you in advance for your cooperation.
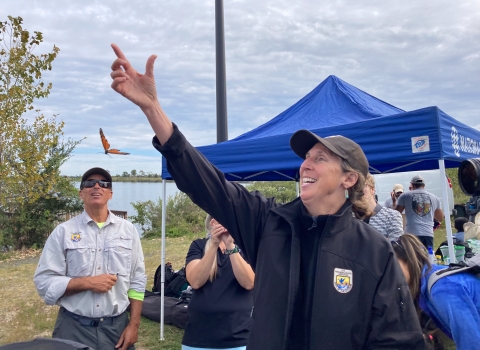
[392,234,431,311]
[340,159,371,219]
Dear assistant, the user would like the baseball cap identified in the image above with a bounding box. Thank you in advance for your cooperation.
[410,174,425,185]
[392,184,404,194]
[290,130,369,177]
[80,167,113,188]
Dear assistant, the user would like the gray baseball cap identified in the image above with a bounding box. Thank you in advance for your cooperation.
[410,174,425,185]
[290,130,369,177]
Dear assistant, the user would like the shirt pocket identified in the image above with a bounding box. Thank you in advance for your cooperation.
[65,243,95,277]
[105,236,133,276]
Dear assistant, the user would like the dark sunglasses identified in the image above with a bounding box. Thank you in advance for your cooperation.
[395,192,403,195]
[81,179,112,189]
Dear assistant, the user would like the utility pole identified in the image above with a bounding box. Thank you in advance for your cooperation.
[215,0,228,142]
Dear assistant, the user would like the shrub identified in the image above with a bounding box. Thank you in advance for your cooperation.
[130,193,206,238]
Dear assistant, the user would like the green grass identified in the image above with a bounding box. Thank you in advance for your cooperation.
[0,234,202,349]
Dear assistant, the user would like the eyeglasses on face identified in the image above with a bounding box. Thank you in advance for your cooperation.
[81,179,112,189]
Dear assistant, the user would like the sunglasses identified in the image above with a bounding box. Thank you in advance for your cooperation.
[81,179,112,189]
[395,192,403,195]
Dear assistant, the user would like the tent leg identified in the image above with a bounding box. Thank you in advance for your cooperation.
[160,178,167,340]
[439,160,455,262]
[296,181,299,197]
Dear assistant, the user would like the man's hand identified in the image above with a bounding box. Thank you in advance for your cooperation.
[115,323,139,350]
[110,43,158,111]
[390,191,397,204]
[64,274,118,296]
[88,274,118,293]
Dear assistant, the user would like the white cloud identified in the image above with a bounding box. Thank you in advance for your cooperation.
[1,0,479,175]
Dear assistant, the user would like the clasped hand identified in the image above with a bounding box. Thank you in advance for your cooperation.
[210,223,234,248]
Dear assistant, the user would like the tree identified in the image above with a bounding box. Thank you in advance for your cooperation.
[246,181,297,203]
[131,169,137,177]
[0,16,82,248]
[122,171,129,177]
[0,16,81,209]
[138,170,145,177]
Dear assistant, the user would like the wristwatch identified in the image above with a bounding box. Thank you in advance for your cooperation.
[224,245,241,255]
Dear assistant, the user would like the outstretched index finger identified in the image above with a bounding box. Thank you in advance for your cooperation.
[111,43,127,60]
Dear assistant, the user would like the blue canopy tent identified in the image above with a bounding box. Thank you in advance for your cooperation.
[161,106,480,181]
[157,76,480,337]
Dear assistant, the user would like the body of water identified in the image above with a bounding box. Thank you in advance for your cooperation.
[108,182,179,218]
[75,182,179,232]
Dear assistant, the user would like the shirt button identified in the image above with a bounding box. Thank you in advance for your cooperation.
[96,304,99,307]
[98,267,101,270]
[100,318,104,322]
[98,249,101,251]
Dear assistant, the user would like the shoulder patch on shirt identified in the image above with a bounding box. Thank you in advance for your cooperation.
[334,268,353,293]
[71,233,81,242]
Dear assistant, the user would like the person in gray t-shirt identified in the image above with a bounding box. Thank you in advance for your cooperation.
[395,175,444,249]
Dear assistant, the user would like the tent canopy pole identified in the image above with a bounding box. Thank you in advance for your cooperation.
[439,160,455,262]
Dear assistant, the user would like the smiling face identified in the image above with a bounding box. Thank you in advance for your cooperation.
[79,173,113,211]
[299,143,358,215]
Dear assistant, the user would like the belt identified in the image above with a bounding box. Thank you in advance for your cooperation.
[61,307,123,327]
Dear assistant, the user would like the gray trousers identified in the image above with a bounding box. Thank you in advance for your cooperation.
[53,307,134,350]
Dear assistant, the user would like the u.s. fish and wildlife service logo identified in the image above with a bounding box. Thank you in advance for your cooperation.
[333,268,353,293]
[71,233,81,242]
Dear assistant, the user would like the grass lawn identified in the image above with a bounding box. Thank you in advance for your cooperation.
[0,226,457,349]
[0,232,202,349]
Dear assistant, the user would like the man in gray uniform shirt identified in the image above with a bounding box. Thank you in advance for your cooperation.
[34,167,146,350]
[395,174,444,249]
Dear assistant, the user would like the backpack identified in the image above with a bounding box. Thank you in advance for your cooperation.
[164,267,189,298]
[152,262,175,293]
[152,261,189,297]
[427,254,480,295]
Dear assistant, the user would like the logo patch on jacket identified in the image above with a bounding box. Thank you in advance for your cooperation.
[71,233,81,242]
[333,268,353,293]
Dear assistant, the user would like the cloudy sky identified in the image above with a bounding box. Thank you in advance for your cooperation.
[3,0,479,176]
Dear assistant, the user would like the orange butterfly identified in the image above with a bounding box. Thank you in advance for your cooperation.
[99,128,130,155]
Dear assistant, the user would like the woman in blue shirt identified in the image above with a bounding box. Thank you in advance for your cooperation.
[392,234,480,350]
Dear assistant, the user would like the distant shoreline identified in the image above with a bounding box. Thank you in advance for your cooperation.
[67,176,164,183]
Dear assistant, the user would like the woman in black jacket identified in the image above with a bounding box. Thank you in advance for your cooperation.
[110,43,424,350]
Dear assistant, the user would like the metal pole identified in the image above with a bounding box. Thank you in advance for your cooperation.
[160,179,167,339]
[439,160,455,262]
[215,0,228,142]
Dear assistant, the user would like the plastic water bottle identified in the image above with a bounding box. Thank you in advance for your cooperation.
[428,246,435,265]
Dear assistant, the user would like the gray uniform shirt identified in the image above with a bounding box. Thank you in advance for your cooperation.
[397,189,440,238]
[34,211,146,318]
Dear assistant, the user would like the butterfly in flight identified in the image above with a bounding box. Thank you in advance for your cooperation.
[99,128,130,155]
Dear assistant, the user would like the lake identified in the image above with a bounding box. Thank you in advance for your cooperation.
[108,182,179,217]
[76,182,179,231]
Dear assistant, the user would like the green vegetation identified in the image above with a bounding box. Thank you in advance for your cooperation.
[130,193,206,239]
[446,168,470,206]
[0,16,82,250]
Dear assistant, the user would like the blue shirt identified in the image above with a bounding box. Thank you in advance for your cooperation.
[419,264,480,350]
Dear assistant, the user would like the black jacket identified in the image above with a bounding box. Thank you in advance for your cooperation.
[154,125,424,350]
